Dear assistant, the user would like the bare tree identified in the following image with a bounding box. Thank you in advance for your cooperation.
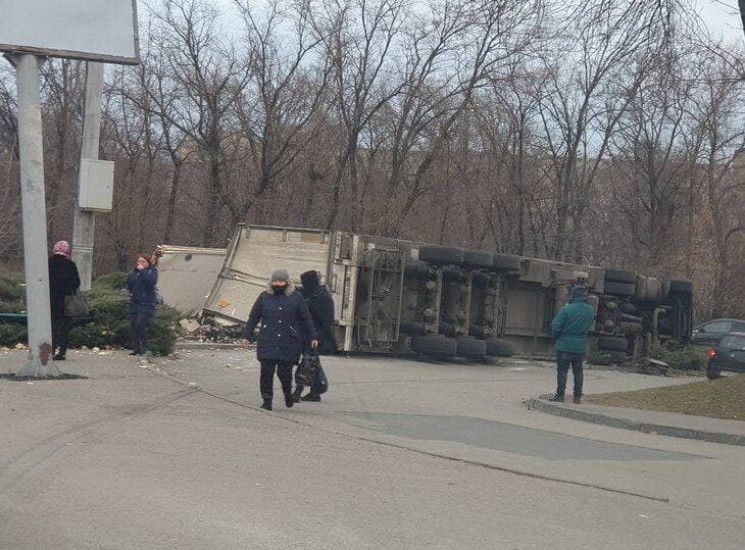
[532,0,680,262]
[229,0,331,228]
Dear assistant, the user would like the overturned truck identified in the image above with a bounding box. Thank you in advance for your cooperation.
[197,225,692,361]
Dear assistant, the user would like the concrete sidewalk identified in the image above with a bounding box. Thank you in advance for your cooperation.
[527,396,745,446]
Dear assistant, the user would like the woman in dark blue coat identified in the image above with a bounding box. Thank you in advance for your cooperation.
[126,253,159,356]
[240,269,317,411]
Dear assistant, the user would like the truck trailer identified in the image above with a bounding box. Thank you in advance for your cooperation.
[198,224,693,361]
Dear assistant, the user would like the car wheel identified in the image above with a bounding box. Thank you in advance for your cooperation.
[706,367,722,381]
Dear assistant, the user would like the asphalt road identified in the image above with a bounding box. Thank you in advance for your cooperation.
[0,348,743,549]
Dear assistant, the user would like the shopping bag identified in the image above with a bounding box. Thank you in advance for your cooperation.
[295,352,320,386]
[64,292,90,317]
[311,361,329,395]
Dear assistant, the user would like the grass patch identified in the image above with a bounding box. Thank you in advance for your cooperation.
[586,374,745,421]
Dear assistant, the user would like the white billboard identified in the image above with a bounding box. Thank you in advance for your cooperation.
[0,0,139,64]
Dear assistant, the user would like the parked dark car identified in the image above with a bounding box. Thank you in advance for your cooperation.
[692,318,745,347]
[706,332,745,380]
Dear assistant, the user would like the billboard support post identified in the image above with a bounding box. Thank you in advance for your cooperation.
[14,54,60,378]
[73,61,104,291]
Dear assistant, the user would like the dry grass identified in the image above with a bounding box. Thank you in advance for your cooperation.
[586,374,745,421]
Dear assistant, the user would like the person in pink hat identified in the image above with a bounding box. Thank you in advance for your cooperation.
[48,240,80,360]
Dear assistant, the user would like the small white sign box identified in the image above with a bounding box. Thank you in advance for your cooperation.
[78,158,115,211]
[0,0,139,64]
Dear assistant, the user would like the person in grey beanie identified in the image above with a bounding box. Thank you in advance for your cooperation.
[549,283,595,403]
[240,269,318,411]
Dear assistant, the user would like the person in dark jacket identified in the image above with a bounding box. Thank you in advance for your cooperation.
[240,269,318,411]
[126,253,159,356]
[293,269,337,402]
[550,284,596,404]
[48,240,80,361]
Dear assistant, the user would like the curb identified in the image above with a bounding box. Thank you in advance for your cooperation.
[526,398,745,447]
[175,342,240,350]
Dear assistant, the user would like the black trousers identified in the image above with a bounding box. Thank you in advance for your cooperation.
[130,313,151,353]
[51,315,71,355]
[260,360,293,401]
[556,351,584,398]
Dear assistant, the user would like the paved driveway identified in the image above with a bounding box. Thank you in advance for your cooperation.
[0,348,743,549]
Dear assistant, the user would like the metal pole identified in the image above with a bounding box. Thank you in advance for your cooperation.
[73,61,104,291]
[14,54,60,377]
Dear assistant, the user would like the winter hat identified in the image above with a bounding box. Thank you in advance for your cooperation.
[300,270,320,290]
[570,284,588,300]
[270,269,291,285]
[53,240,70,257]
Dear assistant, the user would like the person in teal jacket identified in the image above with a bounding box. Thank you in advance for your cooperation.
[550,284,595,403]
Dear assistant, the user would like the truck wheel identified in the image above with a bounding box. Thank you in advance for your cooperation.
[604,281,636,296]
[461,250,493,268]
[485,338,514,357]
[492,253,521,271]
[597,336,628,352]
[667,279,693,293]
[418,246,464,264]
[410,335,457,356]
[604,269,636,284]
[601,350,627,364]
[455,336,487,358]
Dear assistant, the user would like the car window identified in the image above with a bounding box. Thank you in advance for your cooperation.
[720,335,745,351]
[703,321,732,333]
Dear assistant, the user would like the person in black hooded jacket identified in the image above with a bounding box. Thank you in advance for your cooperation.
[48,240,80,361]
[293,269,337,402]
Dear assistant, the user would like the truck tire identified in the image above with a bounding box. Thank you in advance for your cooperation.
[600,350,627,364]
[604,281,636,296]
[597,336,628,352]
[418,246,464,264]
[410,335,457,357]
[485,338,514,357]
[667,279,693,293]
[455,336,487,358]
[461,250,493,268]
[492,253,521,271]
[605,269,636,284]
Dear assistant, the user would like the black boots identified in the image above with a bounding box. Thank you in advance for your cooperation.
[301,392,321,402]
[284,390,294,408]
[260,399,272,411]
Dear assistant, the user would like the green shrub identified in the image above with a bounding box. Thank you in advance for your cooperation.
[68,280,180,355]
[0,273,25,314]
[91,272,128,293]
[651,343,708,371]
[0,323,26,346]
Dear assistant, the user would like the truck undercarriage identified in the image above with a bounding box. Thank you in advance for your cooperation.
[187,225,692,362]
